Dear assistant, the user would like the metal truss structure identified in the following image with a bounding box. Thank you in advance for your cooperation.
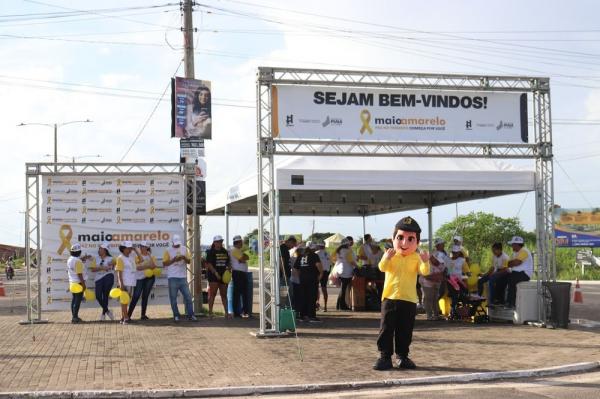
[23,163,197,323]
[256,67,555,335]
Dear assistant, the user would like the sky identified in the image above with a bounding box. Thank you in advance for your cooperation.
[1,0,599,246]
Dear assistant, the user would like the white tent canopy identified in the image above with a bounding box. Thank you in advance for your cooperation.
[324,233,345,248]
[207,156,535,217]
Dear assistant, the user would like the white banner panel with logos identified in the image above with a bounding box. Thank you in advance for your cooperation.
[272,85,528,143]
[41,175,185,310]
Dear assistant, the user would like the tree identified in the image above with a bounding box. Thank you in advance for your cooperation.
[243,229,259,245]
[434,212,535,265]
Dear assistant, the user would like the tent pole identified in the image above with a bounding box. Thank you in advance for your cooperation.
[362,214,366,238]
[225,204,229,249]
[427,193,433,253]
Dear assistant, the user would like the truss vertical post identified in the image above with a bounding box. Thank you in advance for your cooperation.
[23,168,45,324]
[255,70,284,337]
[532,80,555,325]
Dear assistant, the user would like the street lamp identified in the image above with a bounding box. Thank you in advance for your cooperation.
[17,119,92,169]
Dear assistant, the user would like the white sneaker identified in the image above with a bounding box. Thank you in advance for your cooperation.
[99,313,106,321]
[174,316,180,322]
[106,310,115,321]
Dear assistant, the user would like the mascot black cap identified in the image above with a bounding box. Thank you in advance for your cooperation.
[394,216,422,242]
[395,216,421,233]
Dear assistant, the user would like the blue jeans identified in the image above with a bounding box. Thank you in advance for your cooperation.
[95,274,114,314]
[128,277,155,318]
[478,272,503,303]
[168,277,194,317]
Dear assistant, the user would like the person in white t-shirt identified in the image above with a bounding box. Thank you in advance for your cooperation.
[162,235,195,322]
[67,243,92,323]
[115,241,137,324]
[477,242,509,304]
[495,236,533,309]
[90,242,115,321]
[229,235,250,318]
[333,238,357,310]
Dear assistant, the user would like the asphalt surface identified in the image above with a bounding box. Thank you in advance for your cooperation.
[1,270,599,398]
[256,370,600,398]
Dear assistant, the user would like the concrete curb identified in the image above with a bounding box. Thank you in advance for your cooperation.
[1,361,598,398]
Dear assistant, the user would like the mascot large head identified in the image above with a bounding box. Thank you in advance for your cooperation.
[393,216,421,256]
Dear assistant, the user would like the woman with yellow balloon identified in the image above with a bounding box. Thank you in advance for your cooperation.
[90,243,116,321]
[114,241,136,324]
[127,241,157,320]
[67,243,92,323]
[205,235,231,318]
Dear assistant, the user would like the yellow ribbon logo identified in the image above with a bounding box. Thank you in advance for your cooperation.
[57,224,73,255]
[360,109,373,134]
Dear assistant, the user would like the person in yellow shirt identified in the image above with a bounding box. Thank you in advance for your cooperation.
[128,241,158,320]
[373,216,430,371]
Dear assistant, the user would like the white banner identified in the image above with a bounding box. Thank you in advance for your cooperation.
[41,175,185,310]
[272,85,528,143]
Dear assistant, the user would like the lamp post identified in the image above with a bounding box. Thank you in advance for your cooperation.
[18,119,92,170]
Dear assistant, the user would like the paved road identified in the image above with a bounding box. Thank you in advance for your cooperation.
[259,370,600,398]
[569,281,600,324]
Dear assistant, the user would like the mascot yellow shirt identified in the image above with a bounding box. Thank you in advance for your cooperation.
[378,252,430,303]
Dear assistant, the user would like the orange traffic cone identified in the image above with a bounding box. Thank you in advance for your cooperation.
[573,278,583,303]
[0,280,5,297]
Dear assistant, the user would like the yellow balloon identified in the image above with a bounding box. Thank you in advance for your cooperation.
[144,269,154,278]
[152,268,162,277]
[83,289,95,301]
[438,295,451,317]
[119,291,130,305]
[69,283,83,294]
[109,288,122,299]
[222,270,232,284]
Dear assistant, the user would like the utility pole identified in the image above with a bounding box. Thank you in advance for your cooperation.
[183,0,195,79]
[182,0,203,314]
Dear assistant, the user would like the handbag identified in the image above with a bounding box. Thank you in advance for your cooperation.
[329,272,341,288]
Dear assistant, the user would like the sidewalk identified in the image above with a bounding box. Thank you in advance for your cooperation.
[0,303,599,393]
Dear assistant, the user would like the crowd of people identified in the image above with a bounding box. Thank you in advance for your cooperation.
[278,231,534,325]
[66,234,252,324]
[65,228,533,327]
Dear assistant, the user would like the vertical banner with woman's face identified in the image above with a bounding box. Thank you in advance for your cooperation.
[171,77,212,139]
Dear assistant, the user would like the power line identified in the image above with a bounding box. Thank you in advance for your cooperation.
[555,160,593,208]
[0,3,177,22]
[6,11,600,84]
[19,0,179,29]
[0,9,176,28]
[0,33,171,47]
[0,77,254,107]
[193,28,600,42]
[118,60,183,162]
[558,153,600,162]
[217,0,600,60]
[199,1,600,81]
[0,28,177,38]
